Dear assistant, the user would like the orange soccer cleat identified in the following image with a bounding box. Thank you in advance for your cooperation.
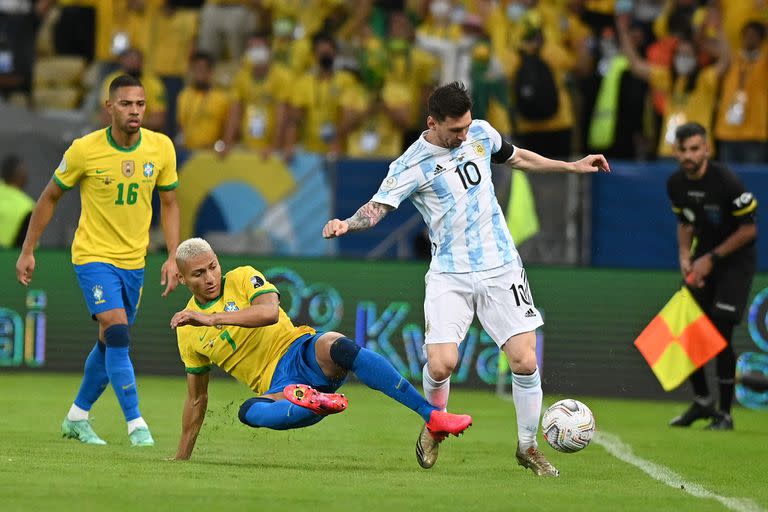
[283,384,348,416]
[425,410,473,438]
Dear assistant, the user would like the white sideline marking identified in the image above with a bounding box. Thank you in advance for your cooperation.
[594,432,764,512]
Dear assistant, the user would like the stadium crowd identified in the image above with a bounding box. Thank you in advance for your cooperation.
[0,0,766,163]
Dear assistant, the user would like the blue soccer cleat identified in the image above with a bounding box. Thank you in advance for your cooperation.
[61,418,107,445]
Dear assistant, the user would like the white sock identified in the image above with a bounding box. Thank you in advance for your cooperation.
[422,363,451,411]
[512,368,542,450]
[67,404,89,422]
[127,417,148,434]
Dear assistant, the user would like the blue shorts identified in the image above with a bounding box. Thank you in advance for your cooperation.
[265,332,346,395]
[73,262,144,325]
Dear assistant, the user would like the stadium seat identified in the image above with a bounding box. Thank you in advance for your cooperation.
[33,87,81,110]
[34,56,87,88]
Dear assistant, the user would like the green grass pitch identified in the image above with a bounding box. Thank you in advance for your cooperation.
[0,374,765,512]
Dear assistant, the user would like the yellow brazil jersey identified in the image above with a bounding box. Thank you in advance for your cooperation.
[346,81,411,158]
[290,70,359,153]
[231,64,293,151]
[176,266,315,394]
[176,86,231,150]
[52,127,178,269]
[650,65,720,156]
[715,50,768,143]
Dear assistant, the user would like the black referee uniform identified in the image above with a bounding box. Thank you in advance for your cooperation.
[666,160,757,428]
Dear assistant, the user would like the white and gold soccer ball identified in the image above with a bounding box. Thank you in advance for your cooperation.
[541,399,596,453]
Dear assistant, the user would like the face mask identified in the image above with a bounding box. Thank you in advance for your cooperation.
[744,48,761,61]
[506,3,527,22]
[247,46,270,66]
[430,0,451,19]
[319,54,334,71]
[674,55,696,75]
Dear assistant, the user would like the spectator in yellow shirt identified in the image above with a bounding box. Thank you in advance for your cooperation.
[618,13,728,158]
[100,48,167,131]
[284,33,361,159]
[221,33,293,158]
[176,52,231,151]
[714,21,768,164]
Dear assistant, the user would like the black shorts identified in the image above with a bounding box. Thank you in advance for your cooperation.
[688,261,755,324]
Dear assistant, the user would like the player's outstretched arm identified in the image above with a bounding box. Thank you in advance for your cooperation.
[16,180,65,286]
[508,148,611,175]
[170,293,280,329]
[323,201,393,239]
[173,372,210,460]
[159,190,181,297]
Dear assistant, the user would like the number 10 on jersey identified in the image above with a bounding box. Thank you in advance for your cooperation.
[455,162,481,190]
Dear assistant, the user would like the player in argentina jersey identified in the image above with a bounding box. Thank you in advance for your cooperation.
[169,238,472,461]
[324,82,610,475]
[15,75,181,447]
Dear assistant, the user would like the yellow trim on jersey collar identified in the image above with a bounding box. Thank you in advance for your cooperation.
[195,277,227,309]
[106,126,142,153]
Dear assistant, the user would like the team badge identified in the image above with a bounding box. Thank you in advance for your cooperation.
[122,160,135,178]
[92,285,105,304]
[143,162,155,178]
[250,275,265,288]
[472,142,485,156]
[381,176,398,191]
[224,301,239,312]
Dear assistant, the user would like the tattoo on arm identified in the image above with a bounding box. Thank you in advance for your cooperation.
[345,201,392,232]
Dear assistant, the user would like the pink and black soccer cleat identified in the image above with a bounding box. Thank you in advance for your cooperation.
[283,384,348,416]
[425,410,473,438]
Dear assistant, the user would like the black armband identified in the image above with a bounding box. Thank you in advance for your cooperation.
[491,139,515,164]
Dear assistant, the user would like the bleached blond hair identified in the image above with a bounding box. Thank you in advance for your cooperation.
[176,237,214,269]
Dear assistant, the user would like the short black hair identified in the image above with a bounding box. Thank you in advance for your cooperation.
[312,32,337,52]
[427,82,472,122]
[1,154,21,182]
[190,50,215,67]
[742,21,766,41]
[109,74,144,97]
[675,122,707,143]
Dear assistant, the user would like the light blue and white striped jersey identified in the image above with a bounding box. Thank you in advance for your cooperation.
[372,119,518,273]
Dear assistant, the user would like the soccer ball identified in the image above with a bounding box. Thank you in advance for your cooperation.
[541,399,596,453]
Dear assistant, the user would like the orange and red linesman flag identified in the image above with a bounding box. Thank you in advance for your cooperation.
[634,286,727,391]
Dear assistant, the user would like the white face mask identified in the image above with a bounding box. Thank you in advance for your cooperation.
[247,46,270,66]
[430,0,451,19]
[506,3,527,21]
[674,55,696,75]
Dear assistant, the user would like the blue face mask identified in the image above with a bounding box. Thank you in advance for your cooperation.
[506,3,527,22]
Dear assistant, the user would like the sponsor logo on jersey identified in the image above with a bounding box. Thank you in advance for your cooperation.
[250,275,265,288]
[92,285,105,304]
[525,308,537,318]
[434,164,447,175]
[224,301,239,312]
[143,162,155,178]
[122,160,135,178]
